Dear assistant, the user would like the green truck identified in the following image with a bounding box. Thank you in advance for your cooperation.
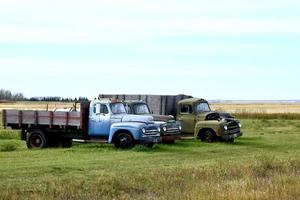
[99,94,242,142]
[177,98,242,142]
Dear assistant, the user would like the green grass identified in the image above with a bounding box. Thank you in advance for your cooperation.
[0,119,300,200]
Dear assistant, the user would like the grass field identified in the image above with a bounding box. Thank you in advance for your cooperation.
[0,102,300,200]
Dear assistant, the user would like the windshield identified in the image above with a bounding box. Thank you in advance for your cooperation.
[110,103,127,114]
[195,102,211,113]
[133,103,151,114]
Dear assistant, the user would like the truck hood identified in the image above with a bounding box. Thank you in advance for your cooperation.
[121,114,154,123]
[151,114,174,122]
[197,111,235,121]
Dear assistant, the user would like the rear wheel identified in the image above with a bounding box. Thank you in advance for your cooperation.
[114,133,135,149]
[60,138,73,148]
[48,137,60,147]
[27,130,48,149]
[200,130,216,143]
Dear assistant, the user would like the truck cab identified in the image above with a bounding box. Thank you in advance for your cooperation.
[177,98,242,142]
[123,100,182,144]
[88,99,161,148]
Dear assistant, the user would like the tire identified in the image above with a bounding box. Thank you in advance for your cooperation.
[143,143,154,148]
[162,140,175,144]
[114,132,135,149]
[227,138,235,143]
[48,137,60,147]
[200,130,216,143]
[60,138,73,148]
[26,130,48,149]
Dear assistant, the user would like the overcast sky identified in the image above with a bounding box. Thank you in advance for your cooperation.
[0,0,299,100]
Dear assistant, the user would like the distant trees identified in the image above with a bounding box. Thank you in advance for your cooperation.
[0,89,89,102]
[29,96,89,102]
[0,89,25,101]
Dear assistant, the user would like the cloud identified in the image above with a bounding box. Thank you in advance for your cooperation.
[0,58,276,79]
[1,18,299,45]
[1,0,300,45]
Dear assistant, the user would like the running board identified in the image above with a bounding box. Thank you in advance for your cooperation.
[72,139,108,143]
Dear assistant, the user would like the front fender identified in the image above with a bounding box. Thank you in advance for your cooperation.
[108,122,143,143]
[194,121,221,137]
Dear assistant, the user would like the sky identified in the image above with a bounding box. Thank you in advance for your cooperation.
[0,0,300,100]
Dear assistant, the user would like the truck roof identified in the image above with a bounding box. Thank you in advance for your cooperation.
[178,98,208,105]
[92,98,122,104]
[123,100,145,104]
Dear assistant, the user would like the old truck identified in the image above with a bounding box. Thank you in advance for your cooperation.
[2,99,161,149]
[99,94,242,142]
[177,98,242,142]
[123,100,181,144]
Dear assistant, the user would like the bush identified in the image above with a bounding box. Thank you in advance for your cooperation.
[0,141,18,152]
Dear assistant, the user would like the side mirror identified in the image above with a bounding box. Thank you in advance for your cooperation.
[96,104,101,115]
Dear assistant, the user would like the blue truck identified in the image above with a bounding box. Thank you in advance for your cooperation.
[2,99,161,149]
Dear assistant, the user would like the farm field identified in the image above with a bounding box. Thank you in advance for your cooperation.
[1,101,300,114]
[211,102,300,114]
[0,102,300,200]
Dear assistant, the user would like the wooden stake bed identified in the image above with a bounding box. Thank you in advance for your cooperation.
[3,110,82,129]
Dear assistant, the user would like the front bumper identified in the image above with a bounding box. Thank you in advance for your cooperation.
[161,134,181,141]
[221,131,243,140]
[140,134,161,144]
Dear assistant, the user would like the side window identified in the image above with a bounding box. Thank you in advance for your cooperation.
[93,104,97,113]
[100,104,109,114]
[180,104,192,114]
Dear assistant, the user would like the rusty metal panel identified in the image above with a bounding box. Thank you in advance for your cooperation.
[68,112,81,126]
[5,110,19,124]
[52,111,67,125]
[147,96,162,115]
[37,111,51,125]
[22,110,35,124]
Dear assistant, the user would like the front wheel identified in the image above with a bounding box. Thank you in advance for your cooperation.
[227,138,235,143]
[114,133,135,149]
[200,130,216,143]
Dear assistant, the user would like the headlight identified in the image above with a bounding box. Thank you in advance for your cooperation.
[162,127,167,132]
[224,125,228,131]
[238,123,242,128]
[142,128,146,134]
[178,125,182,131]
[157,127,161,132]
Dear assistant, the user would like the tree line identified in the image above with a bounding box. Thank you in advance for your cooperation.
[0,89,88,102]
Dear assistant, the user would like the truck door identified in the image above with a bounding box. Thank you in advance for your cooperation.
[89,104,111,136]
[177,104,196,134]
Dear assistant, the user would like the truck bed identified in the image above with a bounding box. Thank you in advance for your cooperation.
[2,102,91,131]
[2,110,83,129]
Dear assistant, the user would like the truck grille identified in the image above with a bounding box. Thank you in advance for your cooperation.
[166,128,180,134]
[144,126,160,135]
[227,121,240,135]
[165,122,180,134]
